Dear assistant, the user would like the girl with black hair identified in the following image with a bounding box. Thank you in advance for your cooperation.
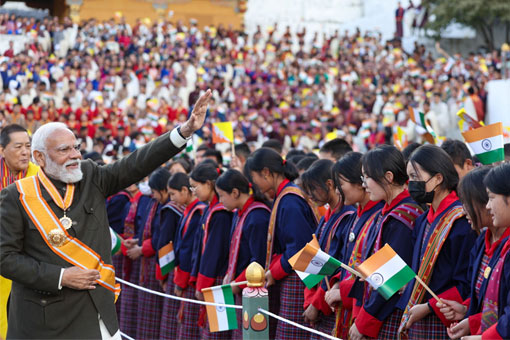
[398,145,476,340]
[150,169,186,340]
[300,159,356,338]
[245,147,319,340]
[324,152,384,339]
[216,169,271,340]
[189,162,233,340]
[349,145,423,340]
[445,164,510,340]
[165,172,206,340]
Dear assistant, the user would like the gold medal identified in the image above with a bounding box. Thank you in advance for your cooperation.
[48,229,68,247]
[60,215,73,230]
[484,266,491,279]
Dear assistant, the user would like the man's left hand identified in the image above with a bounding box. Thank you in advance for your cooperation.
[180,89,212,138]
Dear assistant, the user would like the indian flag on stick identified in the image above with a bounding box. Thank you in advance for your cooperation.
[409,106,427,130]
[288,236,342,276]
[202,284,238,332]
[110,227,121,255]
[356,244,415,300]
[212,122,234,144]
[158,242,175,276]
[295,270,325,289]
[462,122,504,165]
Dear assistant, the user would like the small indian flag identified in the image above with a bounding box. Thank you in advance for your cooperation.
[295,270,325,289]
[288,238,342,276]
[462,122,504,165]
[186,140,193,154]
[110,227,121,255]
[409,106,427,129]
[356,244,415,300]
[158,242,175,276]
[212,122,234,144]
[203,284,238,332]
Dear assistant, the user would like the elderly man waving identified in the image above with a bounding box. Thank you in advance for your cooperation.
[0,90,212,339]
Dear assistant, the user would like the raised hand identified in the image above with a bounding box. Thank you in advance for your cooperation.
[61,266,100,290]
[180,89,212,138]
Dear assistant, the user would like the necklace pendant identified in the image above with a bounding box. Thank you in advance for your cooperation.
[60,216,73,230]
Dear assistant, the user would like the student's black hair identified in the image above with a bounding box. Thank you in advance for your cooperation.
[319,138,353,160]
[296,156,318,172]
[216,169,267,203]
[261,139,283,154]
[361,145,408,188]
[402,142,421,162]
[203,148,223,166]
[196,144,210,152]
[190,160,222,184]
[168,172,191,192]
[245,147,299,181]
[484,163,510,198]
[234,143,251,160]
[440,139,473,167]
[301,159,342,201]
[408,145,459,192]
[149,167,171,191]
[286,149,306,159]
[287,154,306,166]
[458,166,491,232]
[0,124,27,148]
[168,157,193,173]
[332,152,363,189]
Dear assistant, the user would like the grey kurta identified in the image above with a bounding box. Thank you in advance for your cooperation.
[0,131,184,339]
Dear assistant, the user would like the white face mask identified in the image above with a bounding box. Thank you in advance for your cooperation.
[138,180,152,196]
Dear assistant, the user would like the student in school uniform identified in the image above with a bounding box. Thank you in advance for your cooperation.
[324,152,384,339]
[300,159,356,338]
[444,164,510,339]
[398,145,477,339]
[245,147,319,340]
[151,169,185,340]
[190,161,233,340]
[168,172,206,340]
[119,185,152,338]
[216,169,271,340]
[349,145,423,340]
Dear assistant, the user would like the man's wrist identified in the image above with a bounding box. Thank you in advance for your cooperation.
[178,124,193,139]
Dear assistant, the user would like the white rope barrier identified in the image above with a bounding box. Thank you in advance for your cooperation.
[257,308,342,340]
[119,331,135,340]
[116,278,242,309]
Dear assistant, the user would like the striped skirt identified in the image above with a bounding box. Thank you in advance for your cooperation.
[159,271,180,340]
[119,258,140,338]
[310,313,336,340]
[371,309,403,340]
[176,285,201,340]
[200,276,232,340]
[136,256,164,340]
[408,313,449,340]
[275,273,310,340]
[268,283,281,339]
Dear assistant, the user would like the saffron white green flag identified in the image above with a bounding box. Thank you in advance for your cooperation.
[203,284,238,332]
[110,227,121,255]
[295,270,325,289]
[462,122,504,165]
[158,242,175,276]
[357,244,416,300]
[288,238,343,276]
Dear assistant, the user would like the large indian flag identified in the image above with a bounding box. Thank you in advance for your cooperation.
[462,122,504,165]
[203,284,238,332]
[158,242,175,276]
[110,227,121,255]
[288,238,342,276]
[356,244,415,300]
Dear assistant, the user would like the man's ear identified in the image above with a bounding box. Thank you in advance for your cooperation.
[33,150,46,168]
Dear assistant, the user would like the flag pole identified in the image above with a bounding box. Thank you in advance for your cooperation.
[324,277,331,291]
[231,142,236,164]
[341,263,362,278]
[201,280,249,292]
[414,275,442,303]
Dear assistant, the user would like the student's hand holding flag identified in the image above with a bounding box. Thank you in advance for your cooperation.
[324,282,341,308]
[437,299,467,321]
[447,319,470,340]
[303,305,319,324]
[265,270,276,288]
[405,303,430,329]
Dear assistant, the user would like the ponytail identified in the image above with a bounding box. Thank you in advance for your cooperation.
[245,147,299,182]
[216,169,267,203]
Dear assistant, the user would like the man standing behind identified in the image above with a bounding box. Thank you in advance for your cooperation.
[0,124,39,339]
[0,90,212,339]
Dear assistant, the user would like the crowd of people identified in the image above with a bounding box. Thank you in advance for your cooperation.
[0,13,505,162]
[1,10,510,340]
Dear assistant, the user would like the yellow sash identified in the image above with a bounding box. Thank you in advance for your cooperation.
[16,176,120,299]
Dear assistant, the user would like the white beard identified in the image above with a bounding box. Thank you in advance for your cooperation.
[44,157,83,183]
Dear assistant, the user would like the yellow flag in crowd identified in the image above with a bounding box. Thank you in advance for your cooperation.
[212,122,234,144]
